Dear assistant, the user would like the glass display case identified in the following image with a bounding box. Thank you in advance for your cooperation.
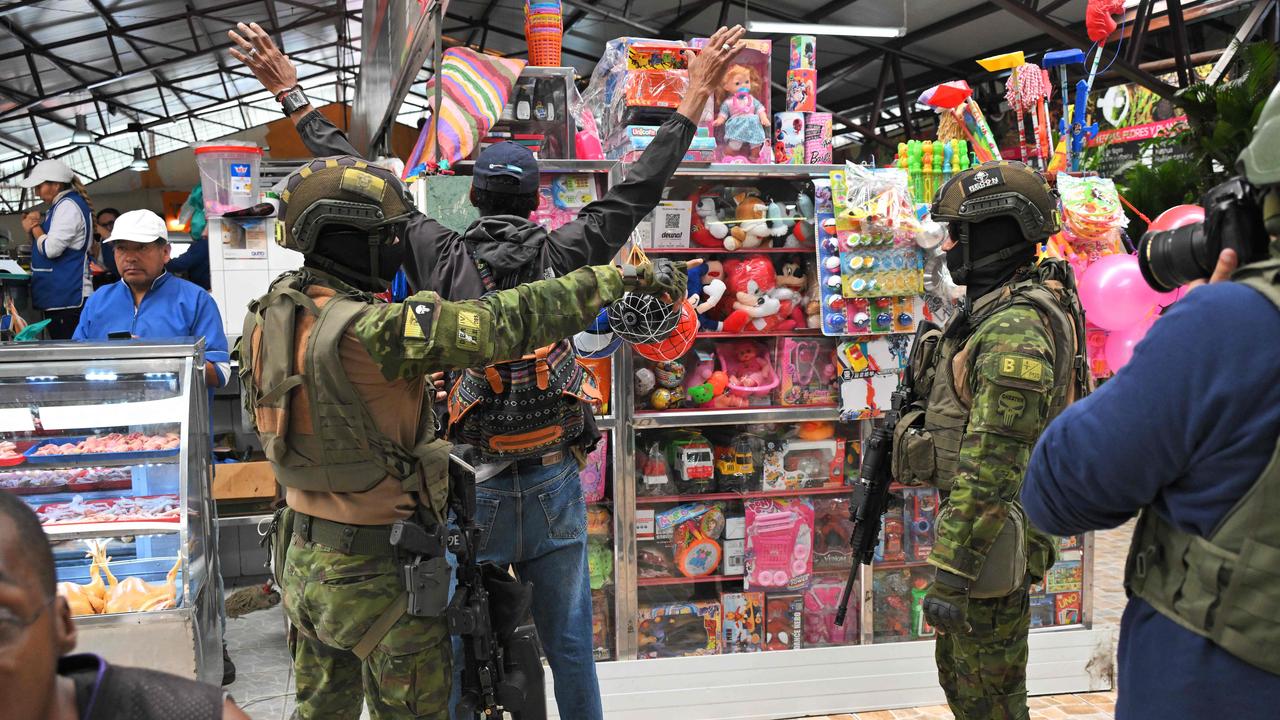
[0,340,220,685]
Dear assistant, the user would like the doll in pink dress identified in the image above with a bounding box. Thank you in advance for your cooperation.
[715,66,769,160]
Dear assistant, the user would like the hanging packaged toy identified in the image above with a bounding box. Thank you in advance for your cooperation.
[636,437,676,496]
[779,338,839,406]
[673,520,722,577]
[1051,173,1127,261]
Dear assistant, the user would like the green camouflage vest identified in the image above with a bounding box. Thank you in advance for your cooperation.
[234,271,451,514]
[894,258,1092,491]
[1125,257,1280,676]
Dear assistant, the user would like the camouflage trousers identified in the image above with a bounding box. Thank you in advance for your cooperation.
[935,584,1031,720]
[281,535,451,719]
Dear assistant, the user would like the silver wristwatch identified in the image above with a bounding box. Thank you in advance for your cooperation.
[279,87,309,115]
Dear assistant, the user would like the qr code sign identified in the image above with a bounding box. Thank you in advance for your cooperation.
[664,214,681,230]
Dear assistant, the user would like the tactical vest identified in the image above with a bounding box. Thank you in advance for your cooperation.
[1125,257,1280,676]
[895,258,1092,490]
[892,258,1091,595]
[235,271,451,514]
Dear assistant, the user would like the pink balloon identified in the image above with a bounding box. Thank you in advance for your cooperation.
[1078,254,1164,331]
[1159,284,1188,307]
[1148,204,1204,233]
[1104,317,1156,372]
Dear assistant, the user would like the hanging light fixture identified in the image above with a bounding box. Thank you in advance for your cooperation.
[744,0,907,38]
[71,113,93,145]
[130,147,149,172]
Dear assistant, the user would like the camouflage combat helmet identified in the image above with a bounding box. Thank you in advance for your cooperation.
[277,156,414,254]
[1239,79,1280,187]
[932,160,1060,242]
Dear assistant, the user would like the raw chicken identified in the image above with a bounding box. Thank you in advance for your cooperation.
[32,432,179,456]
[56,540,110,617]
[102,553,180,614]
[0,440,19,459]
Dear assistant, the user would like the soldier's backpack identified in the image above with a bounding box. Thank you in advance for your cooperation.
[446,252,602,461]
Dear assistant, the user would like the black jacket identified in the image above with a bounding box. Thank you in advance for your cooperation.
[296,109,698,449]
[295,110,697,295]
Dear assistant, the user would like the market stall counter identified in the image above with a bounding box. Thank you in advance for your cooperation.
[0,339,221,685]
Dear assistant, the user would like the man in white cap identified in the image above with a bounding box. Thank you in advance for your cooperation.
[73,209,230,388]
[18,158,93,339]
[72,208,235,684]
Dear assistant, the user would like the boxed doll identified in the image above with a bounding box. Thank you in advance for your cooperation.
[691,37,773,164]
[774,112,805,164]
[638,601,722,658]
[764,593,804,651]
[722,592,765,653]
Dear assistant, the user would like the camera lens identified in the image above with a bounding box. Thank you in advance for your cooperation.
[1137,222,1214,293]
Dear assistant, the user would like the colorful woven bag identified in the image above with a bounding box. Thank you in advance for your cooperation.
[409,48,526,171]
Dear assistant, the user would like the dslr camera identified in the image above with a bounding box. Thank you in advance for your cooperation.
[1138,176,1271,292]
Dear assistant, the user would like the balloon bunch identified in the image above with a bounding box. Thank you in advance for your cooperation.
[1076,204,1200,373]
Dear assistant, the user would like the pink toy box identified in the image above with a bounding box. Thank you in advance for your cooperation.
[744,498,814,592]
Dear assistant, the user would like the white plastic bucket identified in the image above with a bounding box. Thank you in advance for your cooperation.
[193,142,262,216]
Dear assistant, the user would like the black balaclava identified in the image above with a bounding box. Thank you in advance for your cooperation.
[307,225,406,293]
[946,215,1037,301]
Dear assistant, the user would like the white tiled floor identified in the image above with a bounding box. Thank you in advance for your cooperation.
[227,523,1132,720]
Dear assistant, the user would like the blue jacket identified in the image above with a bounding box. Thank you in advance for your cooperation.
[1022,281,1280,719]
[32,191,91,310]
[73,272,230,386]
[166,233,210,290]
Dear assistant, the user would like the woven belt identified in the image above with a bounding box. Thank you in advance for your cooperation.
[293,512,395,556]
[514,450,566,472]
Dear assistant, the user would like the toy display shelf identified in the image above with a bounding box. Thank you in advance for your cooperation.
[632,406,839,429]
[451,159,616,174]
[624,163,842,179]
[641,247,817,255]
[697,329,824,339]
[638,573,744,587]
[873,559,932,571]
[635,485,849,505]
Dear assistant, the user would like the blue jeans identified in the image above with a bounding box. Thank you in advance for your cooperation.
[450,457,603,720]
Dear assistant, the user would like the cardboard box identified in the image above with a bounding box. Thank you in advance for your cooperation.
[722,592,765,653]
[723,538,745,575]
[632,210,654,248]
[638,601,721,658]
[212,461,276,501]
[651,200,692,248]
[635,509,656,541]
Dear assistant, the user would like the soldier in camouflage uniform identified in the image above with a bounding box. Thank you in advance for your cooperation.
[894,162,1091,719]
[235,157,685,719]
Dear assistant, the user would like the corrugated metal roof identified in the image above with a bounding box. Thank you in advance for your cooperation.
[0,0,1224,210]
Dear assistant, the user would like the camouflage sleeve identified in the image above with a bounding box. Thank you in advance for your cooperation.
[928,305,1056,581]
[352,265,624,380]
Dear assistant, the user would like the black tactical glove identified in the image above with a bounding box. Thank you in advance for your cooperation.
[923,568,972,634]
[620,258,688,300]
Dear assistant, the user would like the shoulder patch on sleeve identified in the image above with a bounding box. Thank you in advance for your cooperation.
[980,351,1054,392]
[404,299,436,341]
[456,310,481,350]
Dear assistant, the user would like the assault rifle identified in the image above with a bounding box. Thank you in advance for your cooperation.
[447,446,547,720]
[835,321,937,626]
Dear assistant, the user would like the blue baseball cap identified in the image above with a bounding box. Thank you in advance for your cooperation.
[473,141,540,194]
